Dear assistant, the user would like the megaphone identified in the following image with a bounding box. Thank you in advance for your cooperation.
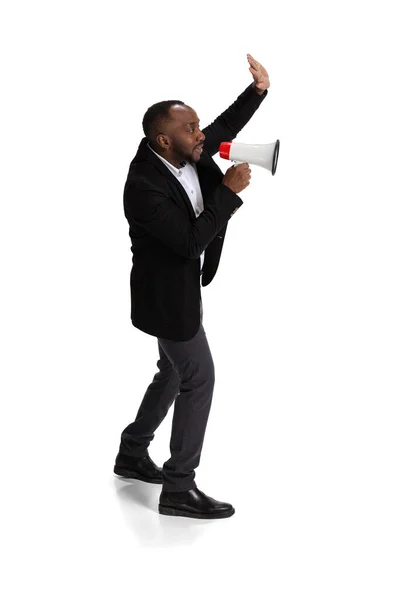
[219,139,280,175]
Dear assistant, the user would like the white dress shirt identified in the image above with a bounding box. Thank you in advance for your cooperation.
[147,142,205,272]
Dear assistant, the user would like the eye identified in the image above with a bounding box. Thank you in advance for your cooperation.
[187,124,200,134]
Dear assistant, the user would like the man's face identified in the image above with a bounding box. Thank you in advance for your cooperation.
[157,105,206,163]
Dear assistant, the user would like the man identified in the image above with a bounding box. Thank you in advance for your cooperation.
[114,54,270,519]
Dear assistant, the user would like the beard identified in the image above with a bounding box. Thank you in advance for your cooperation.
[172,142,203,165]
[191,144,203,163]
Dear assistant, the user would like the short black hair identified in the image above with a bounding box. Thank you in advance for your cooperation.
[142,100,185,143]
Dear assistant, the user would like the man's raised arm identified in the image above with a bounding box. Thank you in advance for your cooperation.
[202,53,271,156]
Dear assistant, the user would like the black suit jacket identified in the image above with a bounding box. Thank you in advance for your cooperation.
[123,83,268,341]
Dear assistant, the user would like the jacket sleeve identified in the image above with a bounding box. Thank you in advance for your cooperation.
[124,179,243,260]
[202,83,268,157]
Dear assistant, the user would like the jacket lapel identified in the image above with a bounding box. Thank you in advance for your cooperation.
[135,137,200,221]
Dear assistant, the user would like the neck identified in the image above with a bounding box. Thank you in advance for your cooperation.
[148,141,186,169]
[164,154,184,169]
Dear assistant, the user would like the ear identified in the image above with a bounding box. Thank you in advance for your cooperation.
[156,134,170,150]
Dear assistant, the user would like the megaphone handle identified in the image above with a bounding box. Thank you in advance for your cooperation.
[233,160,244,168]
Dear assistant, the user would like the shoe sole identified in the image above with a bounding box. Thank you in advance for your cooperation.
[113,465,162,484]
[158,505,235,519]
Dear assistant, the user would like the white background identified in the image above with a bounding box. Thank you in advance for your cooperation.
[1,0,399,598]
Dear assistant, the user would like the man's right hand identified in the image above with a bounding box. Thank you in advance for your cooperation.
[222,163,251,194]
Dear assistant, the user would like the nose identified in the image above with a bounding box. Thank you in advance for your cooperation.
[197,129,205,143]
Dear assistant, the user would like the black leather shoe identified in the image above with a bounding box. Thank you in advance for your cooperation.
[113,452,162,484]
[159,487,235,519]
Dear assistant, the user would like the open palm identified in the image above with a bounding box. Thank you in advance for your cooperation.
[247,54,270,90]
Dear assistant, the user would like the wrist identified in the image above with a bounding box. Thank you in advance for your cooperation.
[251,81,266,96]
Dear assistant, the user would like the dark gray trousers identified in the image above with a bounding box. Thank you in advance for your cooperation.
[119,299,215,492]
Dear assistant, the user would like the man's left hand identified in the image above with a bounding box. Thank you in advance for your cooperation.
[247,54,270,94]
